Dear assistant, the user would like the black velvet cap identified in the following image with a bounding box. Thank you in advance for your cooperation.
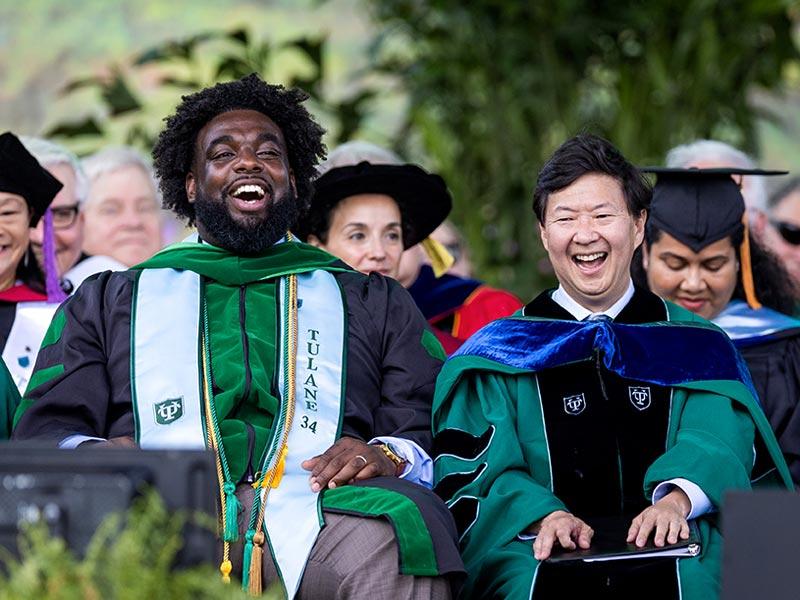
[297,161,452,248]
[643,167,787,252]
[0,132,63,226]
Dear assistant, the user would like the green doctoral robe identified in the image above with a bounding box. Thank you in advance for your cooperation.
[0,358,19,439]
[433,288,792,600]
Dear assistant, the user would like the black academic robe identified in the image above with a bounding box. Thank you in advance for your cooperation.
[13,267,464,580]
[13,269,439,450]
[739,335,800,486]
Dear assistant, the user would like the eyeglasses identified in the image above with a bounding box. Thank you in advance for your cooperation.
[770,219,800,245]
[50,204,80,230]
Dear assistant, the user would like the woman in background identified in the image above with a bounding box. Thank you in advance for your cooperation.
[638,167,800,486]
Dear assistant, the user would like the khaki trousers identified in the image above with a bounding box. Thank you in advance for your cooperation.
[227,484,451,599]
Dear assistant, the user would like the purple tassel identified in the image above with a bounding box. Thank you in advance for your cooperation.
[42,209,67,304]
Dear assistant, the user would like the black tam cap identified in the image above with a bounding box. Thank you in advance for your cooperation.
[0,132,63,226]
[643,167,787,252]
[297,161,452,248]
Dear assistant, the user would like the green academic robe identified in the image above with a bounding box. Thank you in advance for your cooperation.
[0,358,19,439]
[433,288,792,600]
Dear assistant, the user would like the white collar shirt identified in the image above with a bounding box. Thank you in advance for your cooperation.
[550,279,635,321]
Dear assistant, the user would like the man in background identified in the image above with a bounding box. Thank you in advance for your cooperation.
[82,147,163,267]
[21,137,124,291]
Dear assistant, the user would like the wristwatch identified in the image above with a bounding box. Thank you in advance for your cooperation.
[375,442,406,476]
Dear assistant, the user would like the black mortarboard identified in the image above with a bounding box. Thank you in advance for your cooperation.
[0,132,63,226]
[643,166,788,310]
[643,167,787,253]
[297,161,453,248]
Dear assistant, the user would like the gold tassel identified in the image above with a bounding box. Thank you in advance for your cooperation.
[420,237,455,277]
[740,216,762,310]
[248,531,265,596]
[219,559,232,584]
[262,445,288,489]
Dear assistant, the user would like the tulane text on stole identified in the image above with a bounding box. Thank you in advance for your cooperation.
[304,329,320,412]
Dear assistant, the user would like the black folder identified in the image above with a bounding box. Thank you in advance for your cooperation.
[547,515,701,563]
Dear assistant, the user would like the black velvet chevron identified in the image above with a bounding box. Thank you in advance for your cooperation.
[448,496,480,541]
[434,426,494,461]
[434,463,487,502]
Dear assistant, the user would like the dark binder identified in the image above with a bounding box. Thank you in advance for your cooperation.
[546,515,701,563]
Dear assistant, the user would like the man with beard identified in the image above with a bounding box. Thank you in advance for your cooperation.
[13,74,462,599]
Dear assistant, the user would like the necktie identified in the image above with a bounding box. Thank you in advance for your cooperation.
[585,313,612,322]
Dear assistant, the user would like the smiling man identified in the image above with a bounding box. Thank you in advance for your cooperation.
[21,137,125,291]
[432,134,791,599]
[13,75,462,599]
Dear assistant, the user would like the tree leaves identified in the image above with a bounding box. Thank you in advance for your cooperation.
[46,28,376,155]
[367,0,799,295]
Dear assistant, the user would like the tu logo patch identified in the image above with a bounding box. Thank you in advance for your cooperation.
[154,397,184,425]
[628,386,652,411]
[563,393,586,415]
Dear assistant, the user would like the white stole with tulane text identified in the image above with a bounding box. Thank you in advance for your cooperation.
[131,266,345,599]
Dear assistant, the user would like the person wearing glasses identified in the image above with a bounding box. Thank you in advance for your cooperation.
[766,177,800,301]
[638,166,800,486]
[22,138,124,292]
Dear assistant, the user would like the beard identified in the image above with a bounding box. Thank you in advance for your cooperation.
[193,188,300,255]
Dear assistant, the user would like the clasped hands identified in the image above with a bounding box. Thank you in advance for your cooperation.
[530,488,692,561]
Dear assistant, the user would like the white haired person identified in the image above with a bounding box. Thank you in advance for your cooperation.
[82,147,163,266]
[22,137,124,292]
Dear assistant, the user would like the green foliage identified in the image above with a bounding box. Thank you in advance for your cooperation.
[366,0,799,296]
[0,492,267,600]
[46,27,377,155]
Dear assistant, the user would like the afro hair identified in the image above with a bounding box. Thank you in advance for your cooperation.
[152,73,326,224]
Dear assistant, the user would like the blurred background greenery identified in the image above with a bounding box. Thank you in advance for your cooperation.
[2,0,800,297]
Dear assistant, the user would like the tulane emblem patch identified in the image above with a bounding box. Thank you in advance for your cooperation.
[563,393,586,415]
[154,397,184,425]
[628,386,652,411]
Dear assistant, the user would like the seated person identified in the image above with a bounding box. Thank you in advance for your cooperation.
[0,132,66,393]
[638,166,800,485]
[82,147,164,267]
[764,177,800,300]
[297,159,452,281]
[14,75,462,599]
[299,143,521,353]
[433,134,792,599]
[21,136,125,290]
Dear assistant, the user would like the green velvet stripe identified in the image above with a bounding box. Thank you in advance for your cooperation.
[322,486,439,576]
[13,363,64,428]
[24,364,64,397]
[421,329,446,361]
[39,309,66,350]
[133,241,351,285]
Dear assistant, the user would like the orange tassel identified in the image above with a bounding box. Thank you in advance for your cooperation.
[740,216,762,310]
